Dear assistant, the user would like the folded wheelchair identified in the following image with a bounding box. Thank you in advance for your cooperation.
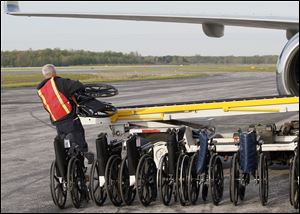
[118,134,157,207]
[157,127,187,206]
[89,133,123,206]
[183,128,224,206]
[157,126,224,206]
[50,134,90,209]
[229,129,269,206]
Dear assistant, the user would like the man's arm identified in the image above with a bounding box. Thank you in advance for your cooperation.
[61,78,85,98]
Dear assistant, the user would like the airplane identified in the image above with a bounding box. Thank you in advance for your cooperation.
[4,1,299,96]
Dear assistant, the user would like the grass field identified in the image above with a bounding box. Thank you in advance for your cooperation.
[1,64,275,88]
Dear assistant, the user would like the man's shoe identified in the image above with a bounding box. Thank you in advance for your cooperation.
[84,152,94,164]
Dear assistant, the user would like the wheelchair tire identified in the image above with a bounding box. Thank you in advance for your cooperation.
[209,154,224,205]
[177,154,190,206]
[50,161,67,209]
[230,153,239,206]
[105,155,122,206]
[136,154,157,206]
[291,152,299,209]
[289,157,294,206]
[258,153,269,206]
[83,83,118,98]
[67,157,87,209]
[90,159,107,206]
[119,156,136,205]
[187,153,200,205]
[175,154,184,205]
[158,154,173,206]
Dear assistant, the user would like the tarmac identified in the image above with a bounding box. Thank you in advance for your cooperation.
[1,72,299,213]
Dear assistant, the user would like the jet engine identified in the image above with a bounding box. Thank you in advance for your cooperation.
[277,33,299,96]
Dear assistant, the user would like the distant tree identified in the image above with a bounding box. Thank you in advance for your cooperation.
[1,49,278,67]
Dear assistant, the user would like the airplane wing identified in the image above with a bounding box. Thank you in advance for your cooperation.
[4,1,299,39]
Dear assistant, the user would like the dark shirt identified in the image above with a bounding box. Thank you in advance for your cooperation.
[37,76,84,125]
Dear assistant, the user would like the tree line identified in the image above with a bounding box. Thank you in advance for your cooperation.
[1,49,278,67]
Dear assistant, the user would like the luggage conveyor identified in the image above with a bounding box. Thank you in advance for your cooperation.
[80,96,299,156]
[112,96,299,123]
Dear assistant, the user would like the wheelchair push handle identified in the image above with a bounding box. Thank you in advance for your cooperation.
[201,126,217,140]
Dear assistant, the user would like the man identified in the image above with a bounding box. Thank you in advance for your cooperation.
[37,64,93,163]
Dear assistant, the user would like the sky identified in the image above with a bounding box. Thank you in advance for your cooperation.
[1,1,299,56]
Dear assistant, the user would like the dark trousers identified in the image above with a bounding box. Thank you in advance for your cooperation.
[55,117,88,153]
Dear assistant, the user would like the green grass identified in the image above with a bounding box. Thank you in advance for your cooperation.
[180,64,275,72]
[1,72,208,88]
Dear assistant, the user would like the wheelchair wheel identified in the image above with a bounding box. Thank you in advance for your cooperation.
[209,154,224,205]
[230,153,239,206]
[119,156,136,205]
[83,83,118,97]
[50,161,67,209]
[258,153,269,206]
[187,153,200,205]
[177,154,190,206]
[90,159,107,206]
[158,154,173,206]
[67,157,88,209]
[136,154,157,206]
[175,154,184,205]
[291,153,299,209]
[105,155,122,206]
[289,157,294,206]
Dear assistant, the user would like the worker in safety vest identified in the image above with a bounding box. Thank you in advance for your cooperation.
[37,64,94,163]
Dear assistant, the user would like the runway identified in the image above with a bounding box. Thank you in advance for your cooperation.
[1,72,298,213]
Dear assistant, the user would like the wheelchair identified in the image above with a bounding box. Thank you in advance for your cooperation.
[89,133,123,206]
[289,136,299,209]
[50,134,89,209]
[182,128,224,206]
[118,134,157,207]
[229,129,269,206]
[74,83,118,119]
[157,127,188,206]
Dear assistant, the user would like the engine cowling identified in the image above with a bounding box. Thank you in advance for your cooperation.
[276,33,299,96]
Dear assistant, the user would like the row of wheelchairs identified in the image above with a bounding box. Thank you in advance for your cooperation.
[156,126,269,207]
[49,126,299,209]
[49,132,158,209]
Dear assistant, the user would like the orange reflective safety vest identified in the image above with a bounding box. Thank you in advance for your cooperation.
[37,77,73,122]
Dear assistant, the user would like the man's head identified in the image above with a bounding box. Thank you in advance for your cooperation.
[42,64,57,79]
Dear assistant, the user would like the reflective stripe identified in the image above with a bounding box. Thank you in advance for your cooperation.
[38,89,56,121]
[50,77,70,114]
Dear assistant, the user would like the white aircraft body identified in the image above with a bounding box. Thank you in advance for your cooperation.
[4,1,299,96]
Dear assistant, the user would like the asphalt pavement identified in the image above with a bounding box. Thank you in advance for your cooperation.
[1,72,298,213]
